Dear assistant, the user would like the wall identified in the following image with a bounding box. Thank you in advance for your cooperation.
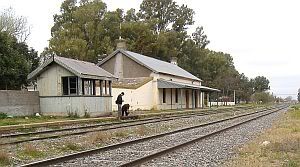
[0,90,40,116]
[40,96,112,117]
[100,52,152,79]
[122,55,152,78]
[37,63,74,96]
[112,80,154,111]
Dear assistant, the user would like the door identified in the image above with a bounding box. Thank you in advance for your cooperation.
[195,90,198,108]
[185,90,189,109]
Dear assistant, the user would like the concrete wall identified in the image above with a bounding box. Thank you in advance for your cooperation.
[37,63,74,96]
[0,90,40,116]
[112,80,154,111]
[40,96,112,117]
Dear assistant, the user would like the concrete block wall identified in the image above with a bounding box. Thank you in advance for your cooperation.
[0,90,40,116]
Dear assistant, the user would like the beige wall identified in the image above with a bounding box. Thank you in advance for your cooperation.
[100,56,116,75]
[122,55,152,78]
[100,52,152,79]
[37,63,74,96]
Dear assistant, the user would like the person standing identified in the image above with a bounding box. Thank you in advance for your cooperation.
[116,92,124,118]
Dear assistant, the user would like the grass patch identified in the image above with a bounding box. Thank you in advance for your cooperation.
[59,142,83,152]
[114,130,129,138]
[18,144,44,159]
[0,151,10,166]
[0,116,75,127]
[136,125,148,136]
[225,105,300,167]
[88,132,112,144]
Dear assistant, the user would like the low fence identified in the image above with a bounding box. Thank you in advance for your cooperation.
[210,101,235,106]
[0,90,40,116]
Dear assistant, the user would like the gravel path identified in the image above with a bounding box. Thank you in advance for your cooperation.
[142,107,288,167]
[50,107,280,167]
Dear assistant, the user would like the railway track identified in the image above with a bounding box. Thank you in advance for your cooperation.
[0,106,256,146]
[19,104,288,167]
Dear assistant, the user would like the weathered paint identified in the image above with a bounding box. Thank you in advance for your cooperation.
[37,63,73,96]
[0,90,39,116]
[100,52,152,79]
[40,96,112,117]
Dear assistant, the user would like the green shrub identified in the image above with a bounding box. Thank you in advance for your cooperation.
[0,113,7,119]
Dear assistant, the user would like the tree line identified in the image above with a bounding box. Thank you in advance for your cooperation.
[0,0,272,103]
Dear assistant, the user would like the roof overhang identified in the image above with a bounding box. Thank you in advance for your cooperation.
[157,79,220,92]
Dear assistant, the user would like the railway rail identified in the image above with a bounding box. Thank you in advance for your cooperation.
[19,104,288,167]
[0,106,256,146]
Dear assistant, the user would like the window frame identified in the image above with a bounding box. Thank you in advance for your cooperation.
[62,76,78,96]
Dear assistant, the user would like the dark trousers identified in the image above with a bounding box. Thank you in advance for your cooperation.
[122,110,129,116]
[117,104,122,118]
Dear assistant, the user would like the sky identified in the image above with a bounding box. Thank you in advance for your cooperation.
[1,0,299,99]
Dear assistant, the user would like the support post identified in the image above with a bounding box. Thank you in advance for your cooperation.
[109,81,112,96]
[207,92,210,108]
[100,80,103,96]
[170,88,172,110]
[180,89,183,110]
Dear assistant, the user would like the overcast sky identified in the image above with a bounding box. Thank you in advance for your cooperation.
[1,0,299,99]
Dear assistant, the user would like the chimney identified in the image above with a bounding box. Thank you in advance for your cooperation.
[170,57,178,65]
[116,38,127,50]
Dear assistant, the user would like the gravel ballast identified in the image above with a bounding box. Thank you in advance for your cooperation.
[49,107,286,167]
[143,108,288,167]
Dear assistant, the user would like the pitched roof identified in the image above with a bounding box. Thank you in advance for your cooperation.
[98,49,201,81]
[28,56,116,80]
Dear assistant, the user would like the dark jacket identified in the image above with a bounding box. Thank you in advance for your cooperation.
[116,94,123,104]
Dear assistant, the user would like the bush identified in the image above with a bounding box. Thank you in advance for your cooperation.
[0,113,7,119]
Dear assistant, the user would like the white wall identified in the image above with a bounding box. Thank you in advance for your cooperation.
[112,80,154,111]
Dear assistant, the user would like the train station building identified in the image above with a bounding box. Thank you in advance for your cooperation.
[98,40,220,111]
[27,56,116,116]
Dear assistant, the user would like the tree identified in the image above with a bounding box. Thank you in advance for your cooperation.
[251,76,270,92]
[192,26,210,49]
[0,8,31,42]
[0,32,39,90]
[251,92,274,104]
[137,0,194,33]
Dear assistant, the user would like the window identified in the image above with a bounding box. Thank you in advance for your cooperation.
[83,79,95,95]
[175,88,178,103]
[62,77,78,95]
[163,88,166,103]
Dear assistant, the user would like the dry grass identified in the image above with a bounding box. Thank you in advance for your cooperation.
[136,125,148,136]
[88,131,112,144]
[225,106,300,167]
[19,144,44,159]
[0,151,10,166]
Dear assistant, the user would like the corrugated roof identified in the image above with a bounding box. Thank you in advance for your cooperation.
[28,56,116,80]
[123,50,201,81]
[157,79,220,92]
